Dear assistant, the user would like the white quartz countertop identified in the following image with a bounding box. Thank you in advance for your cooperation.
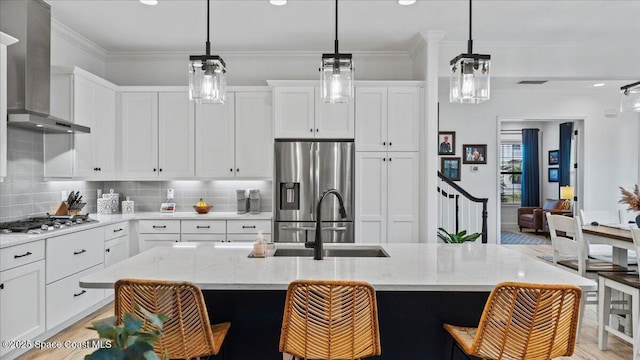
[79,243,597,292]
[0,212,272,249]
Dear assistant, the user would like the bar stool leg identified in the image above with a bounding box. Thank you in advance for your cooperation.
[598,277,612,350]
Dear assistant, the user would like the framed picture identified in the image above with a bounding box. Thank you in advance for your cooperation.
[462,144,487,164]
[441,157,461,181]
[548,168,559,182]
[438,131,455,155]
[548,150,559,165]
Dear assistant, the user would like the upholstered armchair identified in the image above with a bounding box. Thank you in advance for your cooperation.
[518,199,571,234]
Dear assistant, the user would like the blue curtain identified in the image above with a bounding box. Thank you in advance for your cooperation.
[559,122,573,188]
[521,129,540,207]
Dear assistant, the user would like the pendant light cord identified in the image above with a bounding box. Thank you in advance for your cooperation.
[205,0,211,55]
[467,0,473,54]
[334,0,339,54]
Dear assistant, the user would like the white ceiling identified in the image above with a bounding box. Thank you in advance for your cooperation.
[48,0,640,53]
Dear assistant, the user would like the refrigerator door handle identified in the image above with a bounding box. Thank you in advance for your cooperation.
[281,226,316,231]
[323,227,347,232]
[310,143,316,219]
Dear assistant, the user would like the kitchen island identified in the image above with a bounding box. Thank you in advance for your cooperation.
[81,243,595,359]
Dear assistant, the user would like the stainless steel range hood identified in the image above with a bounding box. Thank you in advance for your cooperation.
[0,0,90,134]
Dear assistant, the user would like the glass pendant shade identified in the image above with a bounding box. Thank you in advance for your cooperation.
[620,81,640,112]
[189,56,226,104]
[321,55,354,103]
[450,54,490,104]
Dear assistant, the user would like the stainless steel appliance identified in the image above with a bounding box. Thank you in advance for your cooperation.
[274,140,354,243]
[0,214,97,234]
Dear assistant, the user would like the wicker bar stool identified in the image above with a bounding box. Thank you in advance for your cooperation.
[443,282,582,360]
[279,280,381,360]
[115,279,230,360]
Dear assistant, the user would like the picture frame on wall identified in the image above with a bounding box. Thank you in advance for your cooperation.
[548,168,559,182]
[548,150,559,165]
[438,131,455,155]
[441,157,461,181]
[462,144,487,164]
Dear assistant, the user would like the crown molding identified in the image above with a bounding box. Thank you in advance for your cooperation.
[51,18,108,61]
[106,50,411,62]
[407,34,426,59]
[440,40,634,49]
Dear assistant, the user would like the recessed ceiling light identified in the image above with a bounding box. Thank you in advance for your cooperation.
[398,0,416,5]
[593,83,605,87]
[270,0,287,5]
[140,0,158,5]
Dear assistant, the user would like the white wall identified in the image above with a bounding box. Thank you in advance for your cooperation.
[439,89,639,242]
[105,52,414,86]
[51,20,106,77]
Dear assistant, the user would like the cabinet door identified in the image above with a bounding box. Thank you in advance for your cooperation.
[274,87,314,139]
[355,152,387,243]
[235,92,273,178]
[195,93,235,178]
[158,92,195,178]
[387,87,420,152]
[355,87,387,151]
[0,260,46,357]
[387,152,419,243]
[314,87,355,139]
[105,236,129,268]
[72,75,96,178]
[93,84,116,178]
[121,92,158,178]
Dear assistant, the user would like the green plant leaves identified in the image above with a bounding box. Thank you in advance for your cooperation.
[438,227,481,243]
[122,313,143,333]
[85,348,124,360]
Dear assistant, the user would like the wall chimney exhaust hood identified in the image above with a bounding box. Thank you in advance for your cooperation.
[0,0,90,134]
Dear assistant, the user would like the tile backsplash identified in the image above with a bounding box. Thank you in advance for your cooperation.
[0,128,273,222]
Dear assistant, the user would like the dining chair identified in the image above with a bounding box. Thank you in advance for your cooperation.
[279,279,381,360]
[545,213,629,338]
[580,209,621,225]
[443,281,582,360]
[115,278,231,360]
[598,227,640,360]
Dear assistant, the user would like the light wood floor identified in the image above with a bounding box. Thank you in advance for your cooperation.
[17,242,634,360]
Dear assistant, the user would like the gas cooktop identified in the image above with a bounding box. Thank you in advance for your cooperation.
[0,214,97,234]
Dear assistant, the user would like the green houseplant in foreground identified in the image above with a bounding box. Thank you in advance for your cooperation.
[438,228,482,243]
[85,304,169,360]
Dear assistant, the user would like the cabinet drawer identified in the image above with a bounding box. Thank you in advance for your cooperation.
[227,220,271,234]
[181,234,226,242]
[181,220,225,234]
[104,221,130,241]
[46,227,105,284]
[46,264,105,330]
[0,240,45,272]
[227,233,272,242]
[139,220,181,233]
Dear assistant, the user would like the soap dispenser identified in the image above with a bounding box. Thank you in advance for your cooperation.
[253,231,266,258]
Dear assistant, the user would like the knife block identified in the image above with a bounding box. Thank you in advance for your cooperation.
[54,202,69,216]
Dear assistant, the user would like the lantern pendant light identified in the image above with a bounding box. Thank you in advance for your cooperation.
[620,81,640,112]
[189,0,226,104]
[449,0,491,104]
[320,0,354,103]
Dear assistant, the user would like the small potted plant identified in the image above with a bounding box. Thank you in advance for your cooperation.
[619,184,640,226]
[85,304,169,360]
[437,228,482,243]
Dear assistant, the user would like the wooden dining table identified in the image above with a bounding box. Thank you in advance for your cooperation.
[582,224,635,266]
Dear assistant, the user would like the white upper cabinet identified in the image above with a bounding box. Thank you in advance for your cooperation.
[355,86,420,152]
[121,91,194,179]
[196,91,273,179]
[273,85,354,139]
[46,67,117,179]
[195,94,236,178]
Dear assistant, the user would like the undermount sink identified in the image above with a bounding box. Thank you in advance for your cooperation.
[271,246,389,258]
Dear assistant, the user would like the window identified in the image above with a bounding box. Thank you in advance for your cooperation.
[500,144,522,204]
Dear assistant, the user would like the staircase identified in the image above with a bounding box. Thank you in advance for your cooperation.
[437,171,488,243]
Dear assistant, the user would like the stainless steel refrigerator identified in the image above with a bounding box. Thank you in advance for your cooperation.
[274,140,354,243]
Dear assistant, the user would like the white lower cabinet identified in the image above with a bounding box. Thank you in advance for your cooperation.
[0,259,45,357]
[181,220,226,243]
[138,220,181,251]
[46,264,104,330]
[355,152,419,243]
[46,227,105,284]
[227,219,271,242]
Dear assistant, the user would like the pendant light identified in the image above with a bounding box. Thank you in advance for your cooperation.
[449,0,491,104]
[620,81,640,112]
[189,0,226,104]
[320,0,354,104]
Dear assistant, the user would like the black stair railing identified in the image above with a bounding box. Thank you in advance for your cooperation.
[437,171,488,243]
